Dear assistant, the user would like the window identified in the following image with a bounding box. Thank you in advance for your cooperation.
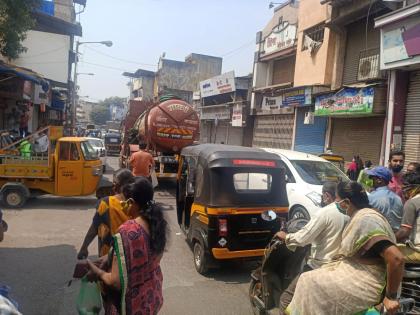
[302,24,325,51]
[81,141,98,161]
[60,142,80,161]
[233,173,272,192]
[290,160,348,185]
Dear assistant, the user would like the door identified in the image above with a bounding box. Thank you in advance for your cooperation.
[56,141,83,196]
[294,107,327,154]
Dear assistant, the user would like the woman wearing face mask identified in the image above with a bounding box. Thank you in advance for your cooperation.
[285,181,405,315]
[87,176,168,315]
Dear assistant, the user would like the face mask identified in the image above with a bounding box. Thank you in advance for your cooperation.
[391,165,403,173]
[335,200,347,214]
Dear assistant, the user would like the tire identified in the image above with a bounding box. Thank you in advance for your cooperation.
[289,206,310,221]
[193,241,208,275]
[249,278,266,315]
[2,188,27,208]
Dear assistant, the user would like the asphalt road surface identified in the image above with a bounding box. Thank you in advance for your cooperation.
[0,157,255,315]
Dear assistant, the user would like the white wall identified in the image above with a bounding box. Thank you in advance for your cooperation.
[15,30,70,84]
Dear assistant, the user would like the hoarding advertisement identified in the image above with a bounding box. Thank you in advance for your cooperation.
[315,87,374,116]
[282,87,312,107]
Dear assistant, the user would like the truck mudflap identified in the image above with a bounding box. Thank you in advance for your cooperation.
[95,176,113,199]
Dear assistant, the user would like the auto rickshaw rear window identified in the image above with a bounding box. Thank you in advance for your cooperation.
[233,173,272,193]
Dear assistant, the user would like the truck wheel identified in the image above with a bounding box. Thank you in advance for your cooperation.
[193,241,208,275]
[3,188,27,208]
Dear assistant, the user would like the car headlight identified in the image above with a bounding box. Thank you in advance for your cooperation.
[306,191,322,207]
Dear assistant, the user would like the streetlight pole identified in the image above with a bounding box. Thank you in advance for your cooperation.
[71,40,112,135]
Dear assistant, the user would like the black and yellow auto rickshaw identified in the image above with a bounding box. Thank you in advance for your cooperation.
[318,153,345,172]
[177,144,289,274]
[104,132,121,156]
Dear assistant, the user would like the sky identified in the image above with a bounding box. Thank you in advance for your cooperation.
[76,0,274,102]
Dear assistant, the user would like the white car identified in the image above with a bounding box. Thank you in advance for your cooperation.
[86,137,107,172]
[263,148,348,220]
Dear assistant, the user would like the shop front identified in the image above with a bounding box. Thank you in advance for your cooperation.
[315,85,387,164]
[375,3,420,165]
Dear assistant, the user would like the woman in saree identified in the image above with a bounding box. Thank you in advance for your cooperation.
[285,181,404,315]
[87,176,168,315]
[78,169,135,259]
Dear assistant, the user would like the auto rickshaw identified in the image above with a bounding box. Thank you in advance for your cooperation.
[319,153,345,172]
[176,144,289,274]
[104,132,121,156]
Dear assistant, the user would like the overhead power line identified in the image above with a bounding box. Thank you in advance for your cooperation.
[221,40,254,57]
[84,45,156,67]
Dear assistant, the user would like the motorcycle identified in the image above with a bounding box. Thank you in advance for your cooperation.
[401,264,420,314]
[249,211,416,315]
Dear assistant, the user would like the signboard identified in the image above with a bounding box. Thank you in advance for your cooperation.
[315,87,374,116]
[200,107,230,120]
[200,71,236,98]
[378,15,420,70]
[231,104,242,127]
[34,84,50,105]
[261,22,297,57]
[262,95,282,110]
[283,87,312,107]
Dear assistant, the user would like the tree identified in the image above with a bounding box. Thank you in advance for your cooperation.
[0,0,41,60]
[90,105,111,125]
[89,97,126,125]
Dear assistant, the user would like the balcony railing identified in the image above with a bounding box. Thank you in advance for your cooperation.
[357,48,383,81]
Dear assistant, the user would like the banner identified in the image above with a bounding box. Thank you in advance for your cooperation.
[200,71,236,98]
[231,104,242,127]
[262,95,282,110]
[315,87,374,116]
[283,87,312,107]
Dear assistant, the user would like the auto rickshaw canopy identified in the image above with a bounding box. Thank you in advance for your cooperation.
[180,144,289,208]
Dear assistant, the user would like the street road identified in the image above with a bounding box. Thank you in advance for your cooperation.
[0,157,254,315]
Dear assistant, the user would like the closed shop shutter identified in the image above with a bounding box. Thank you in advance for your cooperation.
[330,116,384,164]
[252,114,294,149]
[294,107,327,154]
[342,19,380,85]
[402,71,420,165]
[272,56,295,85]
[214,121,229,144]
[227,126,243,146]
[200,121,212,144]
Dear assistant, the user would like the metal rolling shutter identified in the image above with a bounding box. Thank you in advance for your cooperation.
[402,71,420,165]
[330,116,384,164]
[252,114,294,149]
[227,126,243,146]
[294,107,327,154]
[214,121,229,144]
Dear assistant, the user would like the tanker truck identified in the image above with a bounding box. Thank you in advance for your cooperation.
[123,97,200,180]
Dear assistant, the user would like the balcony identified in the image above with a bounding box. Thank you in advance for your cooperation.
[357,48,384,81]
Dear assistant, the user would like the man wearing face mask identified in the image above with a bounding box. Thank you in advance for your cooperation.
[367,166,403,231]
[388,150,405,201]
[276,182,349,312]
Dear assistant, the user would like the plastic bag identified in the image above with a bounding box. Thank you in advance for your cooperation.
[76,277,102,315]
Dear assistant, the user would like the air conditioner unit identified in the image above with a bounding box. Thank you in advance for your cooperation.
[357,55,380,81]
[304,112,314,125]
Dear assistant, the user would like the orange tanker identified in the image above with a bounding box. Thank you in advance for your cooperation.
[137,99,200,153]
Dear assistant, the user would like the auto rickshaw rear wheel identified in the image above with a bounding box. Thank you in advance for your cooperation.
[193,241,208,275]
[2,188,27,208]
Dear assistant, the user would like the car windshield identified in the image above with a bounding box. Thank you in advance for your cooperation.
[88,139,103,148]
[290,160,348,185]
[81,141,99,160]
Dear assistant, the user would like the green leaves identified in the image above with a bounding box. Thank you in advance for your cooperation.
[0,0,41,60]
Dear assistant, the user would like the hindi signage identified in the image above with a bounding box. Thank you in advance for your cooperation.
[315,87,374,116]
[200,71,236,98]
[283,87,312,107]
[200,107,231,120]
[261,22,297,57]
[231,104,242,127]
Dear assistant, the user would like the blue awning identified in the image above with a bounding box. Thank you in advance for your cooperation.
[0,62,50,92]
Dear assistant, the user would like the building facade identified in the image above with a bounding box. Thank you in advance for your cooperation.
[199,72,251,146]
[375,2,420,166]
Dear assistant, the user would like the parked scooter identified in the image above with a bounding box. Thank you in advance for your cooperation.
[249,211,415,315]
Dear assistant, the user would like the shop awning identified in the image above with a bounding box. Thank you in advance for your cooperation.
[0,61,49,92]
